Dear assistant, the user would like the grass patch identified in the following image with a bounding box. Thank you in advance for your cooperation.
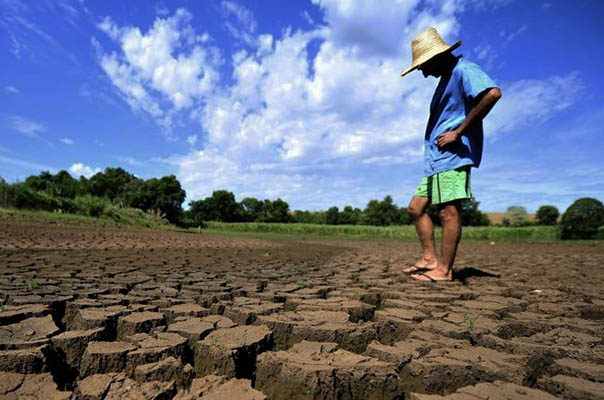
[0,206,174,230]
[203,221,562,242]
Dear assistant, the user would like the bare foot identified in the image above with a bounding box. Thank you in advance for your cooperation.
[402,259,437,274]
[410,268,453,282]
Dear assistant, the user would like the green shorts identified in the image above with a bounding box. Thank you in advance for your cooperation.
[415,166,472,205]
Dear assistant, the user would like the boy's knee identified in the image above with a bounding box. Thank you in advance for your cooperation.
[408,204,423,219]
[438,203,459,222]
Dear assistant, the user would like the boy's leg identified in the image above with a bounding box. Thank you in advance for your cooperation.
[411,166,470,282]
[405,195,437,272]
[411,200,461,281]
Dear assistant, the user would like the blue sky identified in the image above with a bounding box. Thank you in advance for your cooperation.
[2,0,603,212]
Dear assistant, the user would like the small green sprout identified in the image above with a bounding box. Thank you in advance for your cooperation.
[464,312,480,333]
[27,279,39,291]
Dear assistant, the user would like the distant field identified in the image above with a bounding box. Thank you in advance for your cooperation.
[485,212,536,225]
[204,221,560,242]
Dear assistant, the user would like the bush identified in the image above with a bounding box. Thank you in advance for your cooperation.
[536,205,559,226]
[505,206,530,227]
[73,195,110,217]
[560,198,604,240]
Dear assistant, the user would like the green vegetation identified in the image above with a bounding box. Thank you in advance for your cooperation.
[0,168,185,224]
[1,169,601,242]
[27,279,39,291]
[464,312,480,333]
[536,205,560,226]
[204,221,560,242]
[560,197,604,240]
[503,205,530,227]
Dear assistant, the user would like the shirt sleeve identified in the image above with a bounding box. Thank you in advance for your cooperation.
[459,62,498,103]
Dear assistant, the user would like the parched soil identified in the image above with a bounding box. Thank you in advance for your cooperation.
[1,218,603,399]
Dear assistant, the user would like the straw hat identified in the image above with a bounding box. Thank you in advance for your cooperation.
[400,27,461,77]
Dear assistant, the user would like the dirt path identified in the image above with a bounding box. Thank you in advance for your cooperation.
[1,219,603,399]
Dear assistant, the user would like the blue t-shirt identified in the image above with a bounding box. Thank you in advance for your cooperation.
[424,56,497,176]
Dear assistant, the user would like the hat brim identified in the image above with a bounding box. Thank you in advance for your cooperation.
[400,40,461,77]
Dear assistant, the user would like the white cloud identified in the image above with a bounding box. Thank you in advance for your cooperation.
[5,86,20,94]
[97,2,584,209]
[116,156,143,167]
[186,134,198,146]
[96,9,221,133]
[485,72,584,140]
[69,163,101,178]
[59,137,74,145]
[221,1,258,47]
[9,116,45,138]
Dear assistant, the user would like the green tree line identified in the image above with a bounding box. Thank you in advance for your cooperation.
[1,168,602,239]
[0,168,185,223]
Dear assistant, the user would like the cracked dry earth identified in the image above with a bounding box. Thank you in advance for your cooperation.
[0,218,603,399]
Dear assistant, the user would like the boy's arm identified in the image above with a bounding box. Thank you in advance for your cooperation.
[437,87,502,149]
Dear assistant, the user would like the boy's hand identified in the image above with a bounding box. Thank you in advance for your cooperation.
[437,130,460,149]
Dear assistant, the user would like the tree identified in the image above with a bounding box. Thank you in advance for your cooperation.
[131,175,185,223]
[188,190,240,223]
[536,205,559,226]
[210,190,241,222]
[292,210,325,224]
[339,206,362,225]
[505,205,529,227]
[460,197,490,226]
[263,199,290,223]
[398,207,413,225]
[560,198,604,240]
[89,167,137,201]
[325,206,339,225]
[363,196,399,226]
[241,197,264,222]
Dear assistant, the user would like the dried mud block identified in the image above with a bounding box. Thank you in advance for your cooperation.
[134,356,193,387]
[408,380,558,399]
[51,328,105,368]
[116,311,166,339]
[256,310,377,353]
[125,332,188,372]
[404,291,462,304]
[194,325,273,379]
[0,345,47,373]
[0,372,71,400]
[255,340,403,400]
[168,318,215,348]
[417,319,470,340]
[0,304,48,326]
[202,314,237,329]
[173,374,266,400]
[224,301,284,325]
[79,341,137,377]
[69,307,127,339]
[76,372,176,400]
[292,297,375,322]
[0,315,60,350]
[63,299,104,327]
[373,308,427,344]
[400,346,527,395]
[552,358,604,382]
[162,303,211,323]
[75,372,119,399]
[538,374,604,400]
[529,327,601,348]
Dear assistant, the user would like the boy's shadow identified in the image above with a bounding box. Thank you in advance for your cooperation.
[453,266,500,284]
